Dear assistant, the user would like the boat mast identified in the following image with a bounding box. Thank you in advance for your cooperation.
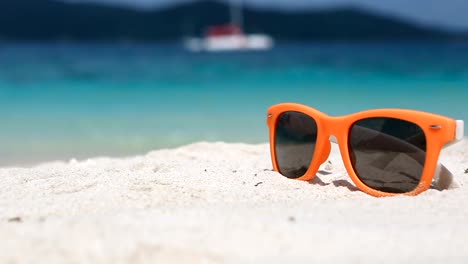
[230,0,243,29]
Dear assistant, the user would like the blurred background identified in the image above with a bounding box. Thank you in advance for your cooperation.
[1,0,467,166]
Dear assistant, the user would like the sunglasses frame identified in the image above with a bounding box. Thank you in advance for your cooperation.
[267,103,463,197]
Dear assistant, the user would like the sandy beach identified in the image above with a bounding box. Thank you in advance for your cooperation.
[1,139,467,263]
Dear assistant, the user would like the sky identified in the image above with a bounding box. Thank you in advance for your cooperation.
[71,0,468,31]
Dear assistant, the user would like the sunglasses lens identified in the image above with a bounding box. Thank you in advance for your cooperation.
[349,118,426,193]
[275,111,318,178]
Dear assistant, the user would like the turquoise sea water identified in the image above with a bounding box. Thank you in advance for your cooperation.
[1,42,467,166]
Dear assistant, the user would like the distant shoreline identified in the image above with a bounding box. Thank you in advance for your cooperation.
[1,40,468,45]
[1,0,466,42]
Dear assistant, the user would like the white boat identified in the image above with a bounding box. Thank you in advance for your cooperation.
[184,1,274,52]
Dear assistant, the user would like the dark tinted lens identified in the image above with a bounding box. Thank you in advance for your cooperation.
[275,111,318,178]
[349,118,426,193]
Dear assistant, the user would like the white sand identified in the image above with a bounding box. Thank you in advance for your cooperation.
[1,140,467,263]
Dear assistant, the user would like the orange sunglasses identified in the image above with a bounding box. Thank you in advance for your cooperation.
[267,103,464,197]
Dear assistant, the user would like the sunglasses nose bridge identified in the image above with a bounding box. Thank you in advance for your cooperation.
[315,117,343,167]
[320,116,344,143]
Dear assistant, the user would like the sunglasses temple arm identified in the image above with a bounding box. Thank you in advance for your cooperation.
[456,120,464,141]
[445,120,465,148]
[436,120,463,190]
[434,162,460,190]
